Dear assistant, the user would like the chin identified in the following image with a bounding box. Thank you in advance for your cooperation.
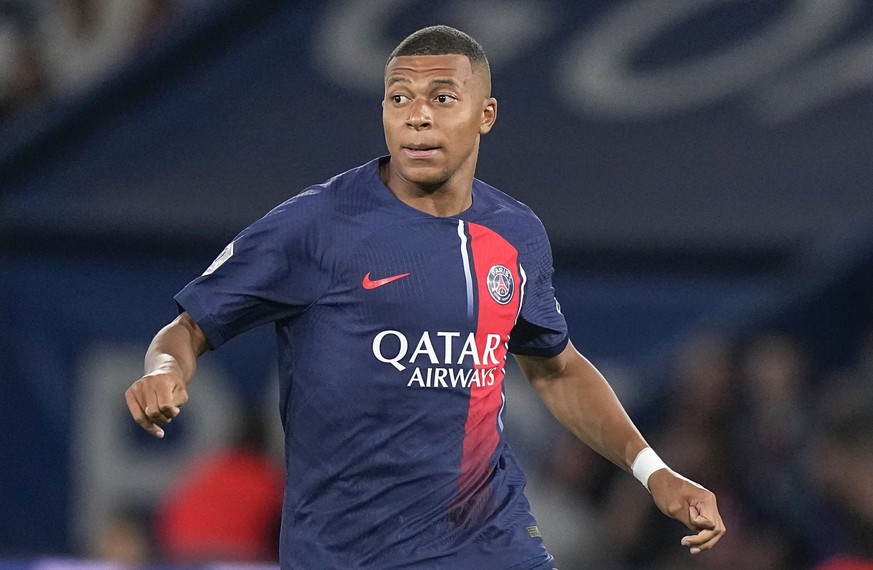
[398,164,449,188]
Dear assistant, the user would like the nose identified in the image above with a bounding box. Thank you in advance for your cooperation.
[406,99,432,130]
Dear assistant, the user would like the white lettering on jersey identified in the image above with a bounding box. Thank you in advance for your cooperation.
[405,366,497,389]
[436,332,460,364]
[458,334,481,365]
[372,330,408,371]
[373,330,505,388]
[483,334,501,365]
[409,331,439,365]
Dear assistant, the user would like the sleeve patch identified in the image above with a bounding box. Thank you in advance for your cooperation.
[202,241,234,276]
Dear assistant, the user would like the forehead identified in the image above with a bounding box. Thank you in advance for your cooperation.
[385,54,476,85]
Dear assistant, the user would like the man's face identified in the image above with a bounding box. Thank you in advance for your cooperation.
[382,54,496,192]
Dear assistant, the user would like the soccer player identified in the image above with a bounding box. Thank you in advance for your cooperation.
[124,25,725,569]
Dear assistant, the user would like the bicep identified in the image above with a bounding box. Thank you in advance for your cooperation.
[514,341,646,468]
[173,196,331,348]
[514,340,578,388]
[514,341,611,406]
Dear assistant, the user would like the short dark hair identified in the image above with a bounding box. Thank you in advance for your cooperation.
[387,25,490,74]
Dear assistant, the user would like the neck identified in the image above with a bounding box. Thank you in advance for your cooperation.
[379,160,475,218]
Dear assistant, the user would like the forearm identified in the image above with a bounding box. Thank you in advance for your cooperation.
[126,312,205,438]
[519,342,726,552]
[523,344,648,471]
[144,312,208,384]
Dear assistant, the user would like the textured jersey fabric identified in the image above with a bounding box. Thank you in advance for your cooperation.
[175,157,569,569]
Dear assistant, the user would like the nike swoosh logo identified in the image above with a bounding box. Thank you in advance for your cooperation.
[362,271,410,290]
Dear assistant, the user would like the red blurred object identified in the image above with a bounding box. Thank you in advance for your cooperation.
[156,447,284,562]
[816,557,873,570]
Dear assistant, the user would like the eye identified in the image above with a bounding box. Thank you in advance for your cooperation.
[436,94,456,104]
[392,94,409,104]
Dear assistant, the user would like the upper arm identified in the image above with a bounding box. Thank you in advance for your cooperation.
[514,340,577,387]
[173,190,333,349]
[514,340,646,469]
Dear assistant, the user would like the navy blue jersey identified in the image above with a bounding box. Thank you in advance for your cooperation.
[175,157,569,569]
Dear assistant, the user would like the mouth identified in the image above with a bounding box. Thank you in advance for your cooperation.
[402,145,440,159]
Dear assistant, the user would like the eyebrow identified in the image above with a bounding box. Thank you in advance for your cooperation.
[386,76,462,89]
[431,78,461,88]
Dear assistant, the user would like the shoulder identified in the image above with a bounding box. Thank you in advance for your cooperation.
[261,158,381,225]
[472,178,550,243]
[475,179,546,225]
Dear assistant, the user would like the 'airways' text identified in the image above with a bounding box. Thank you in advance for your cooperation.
[405,366,498,389]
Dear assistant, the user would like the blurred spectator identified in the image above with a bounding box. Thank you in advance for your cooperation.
[807,374,873,568]
[661,330,737,427]
[0,2,49,119]
[731,332,820,565]
[526,431,612,567]
[596,331,786,569]
[155,407,284,563]
[852,328,873,379]
[89,506,154,564]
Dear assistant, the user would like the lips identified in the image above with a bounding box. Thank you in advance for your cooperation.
[402,144,439,158]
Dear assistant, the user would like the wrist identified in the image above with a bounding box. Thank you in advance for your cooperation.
[631,447,669,492]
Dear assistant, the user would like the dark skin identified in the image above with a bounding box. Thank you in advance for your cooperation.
[125,52,725,557]
[380,54,496,216]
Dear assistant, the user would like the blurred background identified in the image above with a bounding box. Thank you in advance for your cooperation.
[2,0,873,568]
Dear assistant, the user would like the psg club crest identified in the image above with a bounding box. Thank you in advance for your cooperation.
[486,264,514,305]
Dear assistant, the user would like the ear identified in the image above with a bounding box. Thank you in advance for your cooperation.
[479,97,497,135]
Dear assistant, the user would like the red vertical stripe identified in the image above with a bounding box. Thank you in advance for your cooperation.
[457,222,521,498]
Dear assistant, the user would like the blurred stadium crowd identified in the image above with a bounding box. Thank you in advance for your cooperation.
[2,1,873,569]
[516,325,873,570]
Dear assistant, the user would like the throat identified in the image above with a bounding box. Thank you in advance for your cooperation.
[405,192,472,218]
[379,160,473,217]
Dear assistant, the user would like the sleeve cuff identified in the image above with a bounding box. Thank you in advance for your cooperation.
[508,335,569,358]
[173,289,226,350]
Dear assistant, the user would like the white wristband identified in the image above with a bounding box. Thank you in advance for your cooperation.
[631,447,668,492]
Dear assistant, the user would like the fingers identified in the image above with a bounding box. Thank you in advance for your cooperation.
[689,505,716,530]
[124,373,189,438]
[681,526,724,554]
[650,470,726,554]
[681,504,726,554]
[125,388,166,438]
[146,387,182,423]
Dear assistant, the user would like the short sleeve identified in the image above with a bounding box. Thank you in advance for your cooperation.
[174,189,332,349]
[508,220,569,357]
